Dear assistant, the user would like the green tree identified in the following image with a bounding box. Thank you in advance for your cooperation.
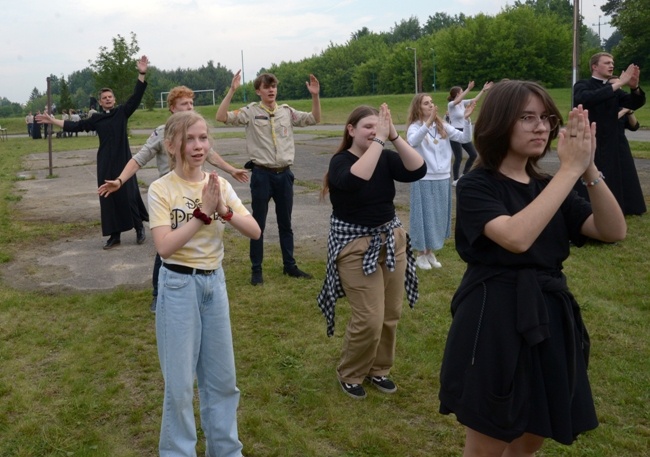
[67,68,96,109]
[602,0,650,70]
[422,12,466,34]
[435,7,572,88]
[89,32,141,104]
[388,16,422,44]
[59,76,73,112]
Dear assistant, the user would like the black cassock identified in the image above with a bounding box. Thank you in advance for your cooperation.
[63,80,149,235]
[573,77,646,215]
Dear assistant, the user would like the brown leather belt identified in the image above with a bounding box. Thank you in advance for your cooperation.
[163,263,216,275]
[254,164,290,174]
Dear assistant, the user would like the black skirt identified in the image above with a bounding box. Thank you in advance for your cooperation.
[438,271,598,445]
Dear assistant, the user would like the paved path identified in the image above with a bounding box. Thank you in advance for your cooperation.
[2,133,649,293]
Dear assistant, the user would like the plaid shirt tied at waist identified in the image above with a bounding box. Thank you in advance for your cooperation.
[317,214,419,336]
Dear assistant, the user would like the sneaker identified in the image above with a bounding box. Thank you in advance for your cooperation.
[339,380,367,400]
[150,297,157,313]
[251,270,263,286]
[425,252,442,269]
[415,255,432,270]
[283,266,313,279]
[366,375,397,394]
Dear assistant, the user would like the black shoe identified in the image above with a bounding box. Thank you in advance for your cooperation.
[339,380,366,400]
[136,227,146,244]
[150,297,157,313]
[283,266,312,279]
[251,270,263,286]
[365,375,397,394]
[103,236,121,250]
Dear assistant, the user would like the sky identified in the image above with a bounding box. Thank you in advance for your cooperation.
[1,0,614,105]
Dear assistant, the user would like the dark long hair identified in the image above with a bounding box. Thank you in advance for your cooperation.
[320,105,378,199]
[474,80,562,179]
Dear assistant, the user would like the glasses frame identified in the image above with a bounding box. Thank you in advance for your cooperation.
[518,114,560,132]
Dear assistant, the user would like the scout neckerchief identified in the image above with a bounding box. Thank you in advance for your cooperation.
[259,103,278,149]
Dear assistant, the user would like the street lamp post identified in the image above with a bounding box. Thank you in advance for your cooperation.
[406,47,417,94]
[430,48,437,92]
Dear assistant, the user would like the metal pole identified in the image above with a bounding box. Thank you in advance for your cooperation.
[46,77,53,176]
[406,47,417,94]
[431,48,436,92]
[571,0,580,107]
[241,50,247,103]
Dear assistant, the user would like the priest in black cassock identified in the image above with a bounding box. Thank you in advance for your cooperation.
[573,52,646,215]
[36,55,151,249]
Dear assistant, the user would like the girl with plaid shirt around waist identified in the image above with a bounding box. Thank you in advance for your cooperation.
[318,104,426,400]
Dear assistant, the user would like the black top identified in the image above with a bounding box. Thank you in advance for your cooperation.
[63,80,149,235]
[455,168,592,269]
[328,149,426,227]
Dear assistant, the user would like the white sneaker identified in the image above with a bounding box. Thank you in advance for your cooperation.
[415,255,432,270]
[425,252,442,268]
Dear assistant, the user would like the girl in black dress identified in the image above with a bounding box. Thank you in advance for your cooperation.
[438,80,626,456]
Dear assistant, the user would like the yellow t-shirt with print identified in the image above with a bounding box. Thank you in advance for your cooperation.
[148,171,250,270]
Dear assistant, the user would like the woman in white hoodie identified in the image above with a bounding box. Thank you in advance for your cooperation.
[406,93,474,269]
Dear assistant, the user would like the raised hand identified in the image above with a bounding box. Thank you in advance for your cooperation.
[376,103,392,141]
[201,171,222,216]
[306,74,320,96]
[230,70,242,92]
[136,56,149,74]
[556,105,593,175]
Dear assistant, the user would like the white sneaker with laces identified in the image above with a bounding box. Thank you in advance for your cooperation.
[415,255,432,270]
[425,252,442,268]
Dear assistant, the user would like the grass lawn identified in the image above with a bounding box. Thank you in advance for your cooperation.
[0,98,649,456]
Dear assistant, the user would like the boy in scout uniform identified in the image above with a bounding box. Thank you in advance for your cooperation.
[216,70,321,285]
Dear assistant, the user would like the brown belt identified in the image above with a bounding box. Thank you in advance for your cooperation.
[254,164,290,174]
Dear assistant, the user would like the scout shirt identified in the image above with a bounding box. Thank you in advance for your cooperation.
[224,102,316,168]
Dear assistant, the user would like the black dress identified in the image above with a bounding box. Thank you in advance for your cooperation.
[439,168,598,445]
[573,78,646,213]
[617,114,646,215]
[63,80,149,236]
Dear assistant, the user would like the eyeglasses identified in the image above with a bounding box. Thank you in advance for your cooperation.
[518,114,560,132]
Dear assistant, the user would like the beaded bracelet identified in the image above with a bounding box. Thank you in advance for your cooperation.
[580,171,605,187]
[372,138,385,147]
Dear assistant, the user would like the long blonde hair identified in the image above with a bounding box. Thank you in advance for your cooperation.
[407,93,447,139]
[164,111,211,175]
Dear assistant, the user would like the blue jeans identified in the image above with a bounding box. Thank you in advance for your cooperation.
[156,266,243,457]
[249,167,296,272]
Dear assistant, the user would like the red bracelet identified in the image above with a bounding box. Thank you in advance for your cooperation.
[217,206,234,223]
[192,208,212,225]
